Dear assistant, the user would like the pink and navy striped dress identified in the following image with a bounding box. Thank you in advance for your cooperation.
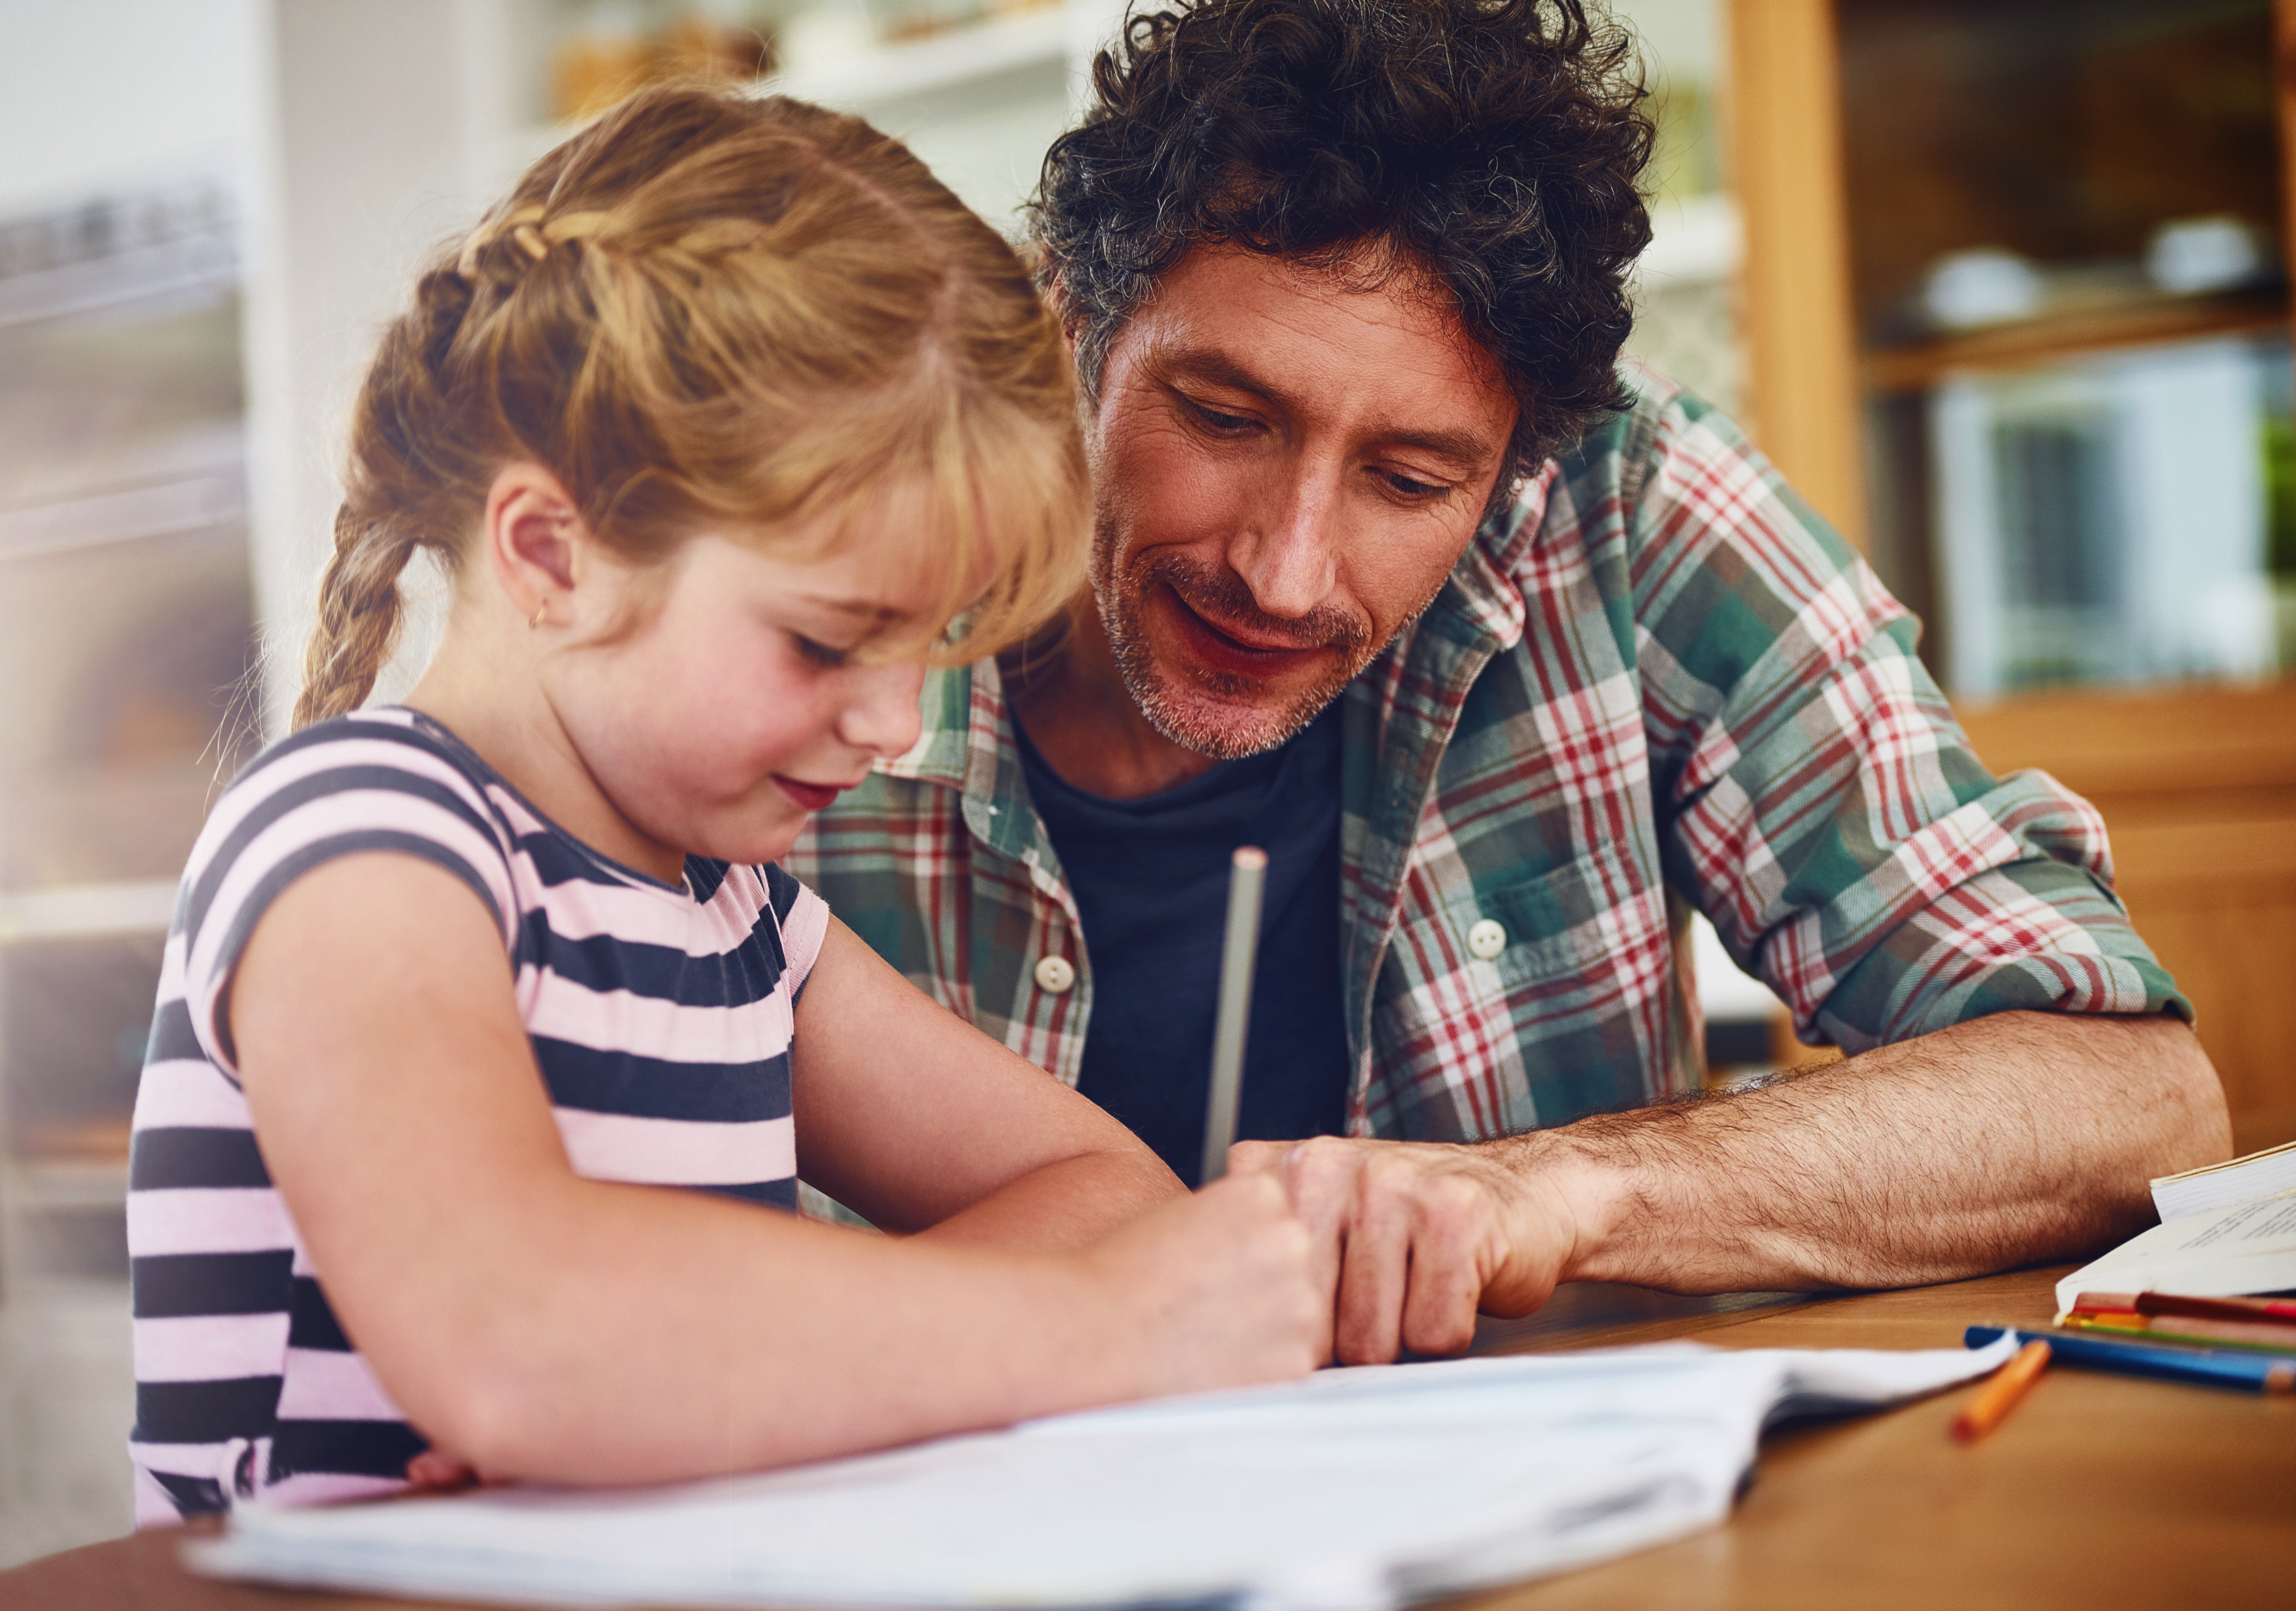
[125,707,825,1524]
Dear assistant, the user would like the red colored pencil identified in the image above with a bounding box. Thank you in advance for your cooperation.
[2072,1290,2296,1329]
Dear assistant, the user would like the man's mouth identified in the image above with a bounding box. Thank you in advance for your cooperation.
[772,776,848,812]
[1160,585,1331,678]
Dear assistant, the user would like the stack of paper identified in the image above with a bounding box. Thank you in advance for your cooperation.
[192,1338,2012,1611]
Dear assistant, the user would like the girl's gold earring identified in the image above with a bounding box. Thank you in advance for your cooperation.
[529,599,548,630]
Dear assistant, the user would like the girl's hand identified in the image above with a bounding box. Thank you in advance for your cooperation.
[1083,1172,1326,1396]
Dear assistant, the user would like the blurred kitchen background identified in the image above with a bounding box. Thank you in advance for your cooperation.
[1,0,2291,1565]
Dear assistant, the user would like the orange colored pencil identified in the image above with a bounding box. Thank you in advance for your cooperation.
[1952,1338,2051,1443]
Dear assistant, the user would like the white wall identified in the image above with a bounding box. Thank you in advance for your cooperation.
[244,0,519,731]
[0,0,262,219]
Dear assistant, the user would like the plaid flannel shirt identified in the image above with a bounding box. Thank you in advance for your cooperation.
[790,373,2187,1142]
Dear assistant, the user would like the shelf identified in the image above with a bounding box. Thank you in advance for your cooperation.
[1863,291,2288,392]
[772,6,1070,112]
[0,468,247,565]
[493,8,1075,193]
[0,882,177,943]
[1952,679,2296,804]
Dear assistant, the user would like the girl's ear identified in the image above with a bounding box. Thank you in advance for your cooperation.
[481,462,588,627]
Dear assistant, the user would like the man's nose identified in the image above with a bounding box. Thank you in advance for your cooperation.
[837,662,925,759]
[1228,459,1343,620]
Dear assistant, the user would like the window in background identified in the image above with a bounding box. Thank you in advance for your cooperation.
[1618,0,1743,418]
[0,185,254,1277]
[0,187,254,1562]
[1840,0,2290,695]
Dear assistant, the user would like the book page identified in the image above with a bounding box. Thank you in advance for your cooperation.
[189,1340,2012,1611]
[2152,1140,2296,1222]
[2057,1190,2296,1314]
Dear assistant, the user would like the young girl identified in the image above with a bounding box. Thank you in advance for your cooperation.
[125,86,1319,1525]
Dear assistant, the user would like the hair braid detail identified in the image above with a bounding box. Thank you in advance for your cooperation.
[292,502,425,729]
[295,86,1089,731]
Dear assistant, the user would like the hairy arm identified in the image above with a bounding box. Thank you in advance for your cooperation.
[791,918,1180,1249]
[1235,1010,2229,1363]
[236,855,1317,1486]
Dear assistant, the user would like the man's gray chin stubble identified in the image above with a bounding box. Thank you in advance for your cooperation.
[1089,556,1315,761]
[1092,550,1437,765]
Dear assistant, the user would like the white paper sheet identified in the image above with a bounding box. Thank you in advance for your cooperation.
[190,1337,2014,1611]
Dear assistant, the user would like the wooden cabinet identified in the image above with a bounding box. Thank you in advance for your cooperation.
[1956,683,2296,1154]
[1729,0,2296,1148]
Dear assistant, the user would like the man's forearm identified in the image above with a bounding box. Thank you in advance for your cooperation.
[1521,1011,2231,1294]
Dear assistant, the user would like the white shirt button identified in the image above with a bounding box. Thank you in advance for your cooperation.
[1466,918,1508,961]
[1033,955,1076,994]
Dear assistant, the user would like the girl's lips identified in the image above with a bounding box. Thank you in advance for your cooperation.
[773,776,845,812]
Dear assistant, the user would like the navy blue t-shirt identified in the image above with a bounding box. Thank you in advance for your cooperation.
[1015,701,1352,1186]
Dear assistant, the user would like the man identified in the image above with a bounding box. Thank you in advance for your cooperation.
[791,0,2229,1362]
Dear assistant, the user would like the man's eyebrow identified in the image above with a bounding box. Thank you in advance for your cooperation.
[1381,425,1502,469]
[1161,349,1283,402]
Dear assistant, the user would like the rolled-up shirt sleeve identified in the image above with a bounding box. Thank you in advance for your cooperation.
[1629,384,2189,1053]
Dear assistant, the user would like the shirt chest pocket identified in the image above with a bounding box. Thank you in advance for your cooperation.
[1370,848,1672,1139]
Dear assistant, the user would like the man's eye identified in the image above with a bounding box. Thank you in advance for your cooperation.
[1379,468,1451,500]
[793,634,849,668]
[1179,395,1257,434]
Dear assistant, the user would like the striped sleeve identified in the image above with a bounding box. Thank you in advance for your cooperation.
[1624,383,2189,1053]
[176,715,517,1079]
[765,863,830,993]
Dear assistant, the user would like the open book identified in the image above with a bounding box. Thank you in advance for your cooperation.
[2152,1139,2296,1223]
[2056,1184,2296,1317]
[191,1338,2012,1611]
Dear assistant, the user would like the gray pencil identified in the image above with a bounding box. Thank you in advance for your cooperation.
[1199,845,1268,1185]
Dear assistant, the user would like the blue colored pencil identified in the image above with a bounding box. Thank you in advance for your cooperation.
[1965,1325,2296,1395]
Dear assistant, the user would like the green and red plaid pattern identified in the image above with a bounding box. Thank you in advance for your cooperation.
[791,372,2187,1142]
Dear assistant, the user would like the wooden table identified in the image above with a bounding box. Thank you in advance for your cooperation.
[7,1265,2291,1610]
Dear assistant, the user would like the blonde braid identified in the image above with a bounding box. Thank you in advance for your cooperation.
[295,85,1090,731]
[292,504,423,729]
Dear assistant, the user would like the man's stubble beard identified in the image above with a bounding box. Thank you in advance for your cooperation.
[1089,511,1436,762]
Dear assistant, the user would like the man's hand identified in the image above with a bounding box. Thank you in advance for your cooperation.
[1235,1014,2227,1366]
[1227,1135,1594,1364]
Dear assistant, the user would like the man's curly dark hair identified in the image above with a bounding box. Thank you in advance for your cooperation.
[1030,0,1654,479]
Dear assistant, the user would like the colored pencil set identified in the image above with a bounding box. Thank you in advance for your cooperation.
[2062,1290,2296,1357]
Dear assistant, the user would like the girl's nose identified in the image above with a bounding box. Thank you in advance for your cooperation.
[837,661,926,759]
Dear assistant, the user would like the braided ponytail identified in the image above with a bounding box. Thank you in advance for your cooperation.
[291,265,479,729]
[293,505,422,728]
[292,85,1089,725]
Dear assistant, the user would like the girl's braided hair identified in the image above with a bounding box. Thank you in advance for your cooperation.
[297,85,1088,728]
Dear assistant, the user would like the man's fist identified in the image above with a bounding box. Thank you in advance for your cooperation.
[1227,1134,1585,1364]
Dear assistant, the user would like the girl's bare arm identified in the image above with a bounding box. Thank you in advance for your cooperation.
[233,854,1317,1487]
[789,917,1180,1248]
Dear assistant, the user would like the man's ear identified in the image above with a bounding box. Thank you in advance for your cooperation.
[1036,258,1084,356]
[480,461,588,625]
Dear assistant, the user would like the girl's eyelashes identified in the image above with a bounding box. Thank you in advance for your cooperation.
[792,633,851,669]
